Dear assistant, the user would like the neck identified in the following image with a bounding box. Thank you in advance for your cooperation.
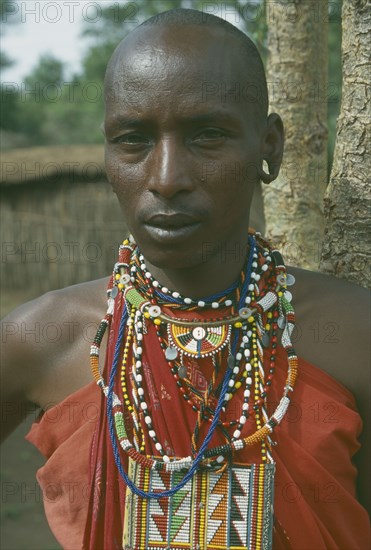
[142,234,251,299]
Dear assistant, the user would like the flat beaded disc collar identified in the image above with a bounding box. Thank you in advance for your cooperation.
[90,231,298,501]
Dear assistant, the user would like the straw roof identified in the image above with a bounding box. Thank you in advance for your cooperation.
[1,145,105,185]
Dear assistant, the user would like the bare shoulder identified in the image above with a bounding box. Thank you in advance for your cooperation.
[289,268,370,512]
[1,277,109,413]
[289,266,370,403]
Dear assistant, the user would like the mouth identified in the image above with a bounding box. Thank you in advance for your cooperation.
[143,213,202,242]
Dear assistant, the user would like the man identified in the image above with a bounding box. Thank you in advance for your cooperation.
[1,8,370,550]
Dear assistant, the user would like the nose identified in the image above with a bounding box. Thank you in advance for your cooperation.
[147,137,194,198]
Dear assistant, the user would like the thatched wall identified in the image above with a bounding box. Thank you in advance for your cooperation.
[1,146,127,294]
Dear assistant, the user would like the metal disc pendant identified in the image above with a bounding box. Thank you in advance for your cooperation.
[239,307,252,319]
[278,316,286,329]
[111,286,118,298]
[286,273,296,286]
[178,365,188,378]
[277,273,286,286]
[120,274,131,285]
[262,332,271,348]
[148,305,161,318]
[165,346,178,361]
[284,290,293,302]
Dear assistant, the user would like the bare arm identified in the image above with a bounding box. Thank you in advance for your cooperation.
[1,298,47,442]
[1,278,108,443]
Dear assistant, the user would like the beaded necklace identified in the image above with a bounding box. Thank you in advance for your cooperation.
[90,232,297,549]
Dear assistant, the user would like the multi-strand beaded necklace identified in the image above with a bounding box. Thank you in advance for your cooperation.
[90,232,298,497]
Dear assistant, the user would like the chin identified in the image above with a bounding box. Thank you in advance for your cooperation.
[143,246,205,271]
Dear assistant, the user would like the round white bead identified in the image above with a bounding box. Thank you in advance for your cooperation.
[233,429,241,439]
[145,415,151,424]
[140,402,148,410]
[239,415,247,424]
[197,300,205,307]
[211,302,219,309]
[155,442,162,451]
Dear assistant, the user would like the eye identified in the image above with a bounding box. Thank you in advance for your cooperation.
[114,133,150,146]
[192,129,226,142]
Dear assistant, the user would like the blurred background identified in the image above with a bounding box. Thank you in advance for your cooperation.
[1,0,342,548]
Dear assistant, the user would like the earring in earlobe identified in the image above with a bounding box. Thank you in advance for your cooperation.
[259,160,277,184]
[260,169,275,184]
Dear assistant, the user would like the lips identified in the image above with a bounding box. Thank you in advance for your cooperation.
[146,213,200,229]
[143,212,202,243]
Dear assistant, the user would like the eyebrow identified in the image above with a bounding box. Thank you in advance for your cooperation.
[105,111,240,130]
[183,112,239,124]
[105,116,147,130]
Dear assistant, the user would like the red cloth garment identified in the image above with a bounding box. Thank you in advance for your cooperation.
[27,332,370,549]
[25,241,370,549]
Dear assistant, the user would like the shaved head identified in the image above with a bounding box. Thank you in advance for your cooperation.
[104,8,268,120]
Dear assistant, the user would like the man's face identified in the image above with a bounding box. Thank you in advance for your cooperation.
[104,25,266,270]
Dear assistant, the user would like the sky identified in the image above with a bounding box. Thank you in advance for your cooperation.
[1,0,134,82]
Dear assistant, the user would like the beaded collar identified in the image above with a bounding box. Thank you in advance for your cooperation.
[90,231,298,501]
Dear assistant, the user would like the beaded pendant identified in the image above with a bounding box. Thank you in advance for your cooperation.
[124,457,275,550]
[167,322,232,358]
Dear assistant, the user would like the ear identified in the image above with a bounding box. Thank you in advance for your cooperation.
[259,113,284,184]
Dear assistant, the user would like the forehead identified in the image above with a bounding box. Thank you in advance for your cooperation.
[105,26,261,117]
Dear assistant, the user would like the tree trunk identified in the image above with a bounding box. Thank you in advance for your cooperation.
[264,0,328,270]
[320,0,370,288]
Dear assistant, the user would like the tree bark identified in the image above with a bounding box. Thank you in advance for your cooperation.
[320,0,370,288]
[264,0,328,269]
